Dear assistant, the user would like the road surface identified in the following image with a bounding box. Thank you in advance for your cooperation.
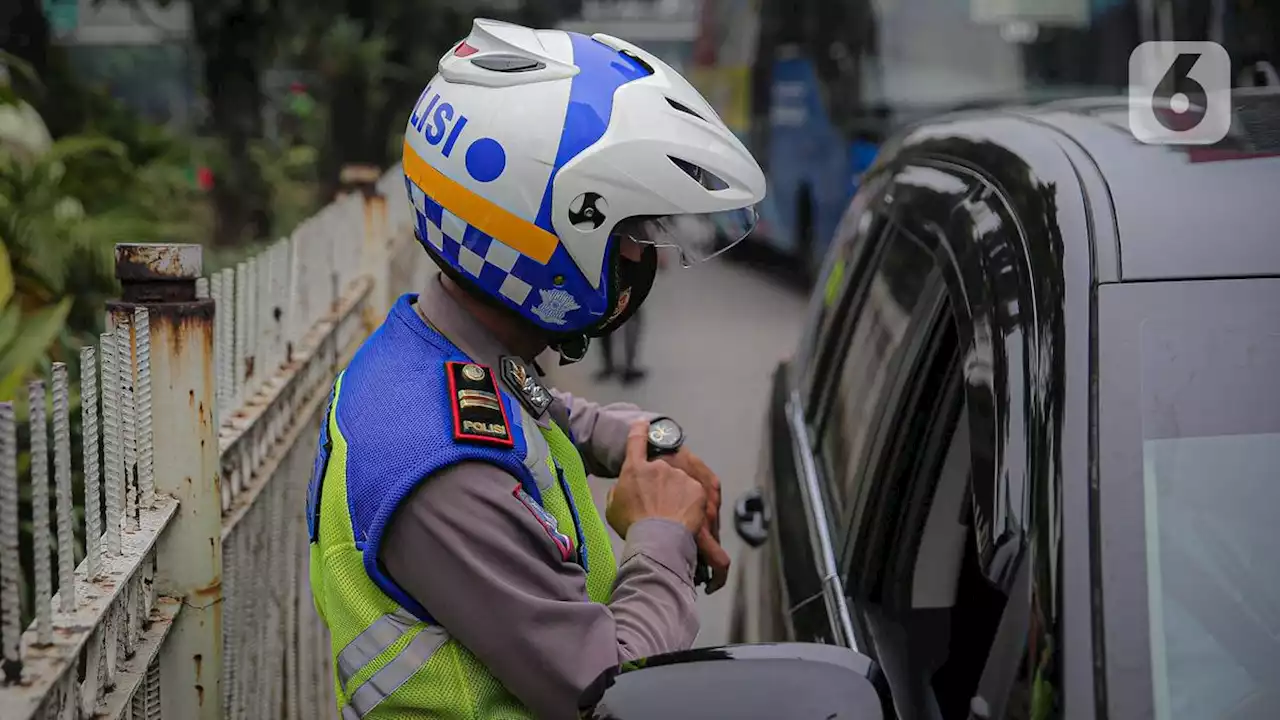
[543,253,809,646]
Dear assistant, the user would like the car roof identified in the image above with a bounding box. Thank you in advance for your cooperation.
[901,90,1280,282]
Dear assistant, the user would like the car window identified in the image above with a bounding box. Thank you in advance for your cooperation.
[1098,278,1280,720]
[795,171,891,407]
[813,225,939,512]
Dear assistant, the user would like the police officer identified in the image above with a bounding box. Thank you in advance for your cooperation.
[307,18,765,720]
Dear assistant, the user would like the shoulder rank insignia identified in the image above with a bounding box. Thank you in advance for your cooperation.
[500,355,553,418]
[446,361,513,447]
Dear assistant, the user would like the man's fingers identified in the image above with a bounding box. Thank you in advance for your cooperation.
[624,419,650,466]
[696,528,732,595]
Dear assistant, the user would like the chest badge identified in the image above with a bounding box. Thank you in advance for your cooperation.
[446,361,513,447]
[500,355,553,418]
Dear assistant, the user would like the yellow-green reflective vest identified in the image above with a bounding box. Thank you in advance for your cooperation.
[306,307,617,718]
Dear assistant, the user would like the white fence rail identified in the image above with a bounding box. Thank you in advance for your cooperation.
[0,163,422,719]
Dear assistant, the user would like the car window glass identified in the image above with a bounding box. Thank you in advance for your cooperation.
[796,172,890,404]
[815,226,938,511]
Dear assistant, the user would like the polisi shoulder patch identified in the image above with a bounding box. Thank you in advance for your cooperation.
[446,361,513,447]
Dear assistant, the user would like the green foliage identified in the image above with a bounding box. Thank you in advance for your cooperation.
[0,242,71,402]
[251,140,322,239]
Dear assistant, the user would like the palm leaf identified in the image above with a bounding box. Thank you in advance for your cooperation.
[0,296,72,401]
[45,135,127,164]
[0,304,18,347]
[0,239,12,308]
[0,51,41,92]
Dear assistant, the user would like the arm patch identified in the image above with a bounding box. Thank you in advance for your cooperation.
[446,361,514,447]
[514,484,574,562]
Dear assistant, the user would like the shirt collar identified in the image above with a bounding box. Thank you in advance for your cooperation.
[414,273,555,427]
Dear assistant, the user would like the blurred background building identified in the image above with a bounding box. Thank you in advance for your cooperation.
[46,0,197,128]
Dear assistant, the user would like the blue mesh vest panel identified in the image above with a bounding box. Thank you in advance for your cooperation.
[336,294,542,620]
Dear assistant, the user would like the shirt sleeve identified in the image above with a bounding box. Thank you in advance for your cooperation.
[380,460,699,720]
[548,389,658,478]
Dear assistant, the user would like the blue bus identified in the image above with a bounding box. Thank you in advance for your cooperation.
[692,0,1280,283]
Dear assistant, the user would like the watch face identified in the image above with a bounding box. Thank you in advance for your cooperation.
[648,417,682,450]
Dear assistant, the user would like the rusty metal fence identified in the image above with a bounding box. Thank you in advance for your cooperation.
[0,164,422,719]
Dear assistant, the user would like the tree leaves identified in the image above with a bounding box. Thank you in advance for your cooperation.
[0,242,72,402]
[0,239,12,309]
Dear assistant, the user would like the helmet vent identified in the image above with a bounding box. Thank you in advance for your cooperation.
[666,97,706,122]
[470,54,547,73]
[669,157,729,191]
[619,49,654,75]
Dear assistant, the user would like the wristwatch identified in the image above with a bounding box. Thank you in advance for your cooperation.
[644,416,710,586]
[646,417,684,459]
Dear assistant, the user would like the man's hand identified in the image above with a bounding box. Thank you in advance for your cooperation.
[606,420,707,540]
[660,448,730,594]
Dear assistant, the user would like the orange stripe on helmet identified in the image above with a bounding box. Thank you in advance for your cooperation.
[402,140,559,264]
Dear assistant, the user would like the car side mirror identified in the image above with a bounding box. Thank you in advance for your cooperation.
[578,642,889,719]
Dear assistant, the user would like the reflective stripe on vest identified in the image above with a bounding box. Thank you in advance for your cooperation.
[340,622,450,719]
[336,610,419,686]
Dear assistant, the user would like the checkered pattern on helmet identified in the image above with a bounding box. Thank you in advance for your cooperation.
[410,180,550,307]
[403,177,610,332]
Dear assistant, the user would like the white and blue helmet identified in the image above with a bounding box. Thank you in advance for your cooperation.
[402,19,766,354]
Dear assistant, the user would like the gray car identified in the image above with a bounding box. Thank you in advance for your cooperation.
[728,90,1280,720]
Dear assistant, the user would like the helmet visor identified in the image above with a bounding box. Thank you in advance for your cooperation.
[618,205,759,267]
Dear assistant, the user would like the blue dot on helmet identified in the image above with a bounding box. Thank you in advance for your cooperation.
[465,137,506,183]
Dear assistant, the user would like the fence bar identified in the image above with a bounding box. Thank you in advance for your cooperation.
[0,402,19,679]
[81,345,102,579]
[219,267,235,416]
[348,164,391,332]
[236,261,249,408]
[248,255,260,397]
[53,363,75,612]
[135,307,156,508]
[28,380,52,645]
[114,243,224,720]
[196,277,210,299]
[273,240,285,369]
[211,272,226,423]
[102,330,123,556]
[117,322,139,532]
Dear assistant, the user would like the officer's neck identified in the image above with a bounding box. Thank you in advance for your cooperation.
[439,275,548,361]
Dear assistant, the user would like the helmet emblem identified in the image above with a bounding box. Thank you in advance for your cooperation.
[568,192,608,231]
[531,288,581,325]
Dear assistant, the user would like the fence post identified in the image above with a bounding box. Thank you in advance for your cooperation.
[111,243,223,720]
[342,163,391,329]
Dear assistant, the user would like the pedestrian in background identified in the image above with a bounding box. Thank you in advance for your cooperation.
[596,247,670,385]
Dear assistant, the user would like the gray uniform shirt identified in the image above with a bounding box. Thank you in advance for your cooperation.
[378,275,699,719]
